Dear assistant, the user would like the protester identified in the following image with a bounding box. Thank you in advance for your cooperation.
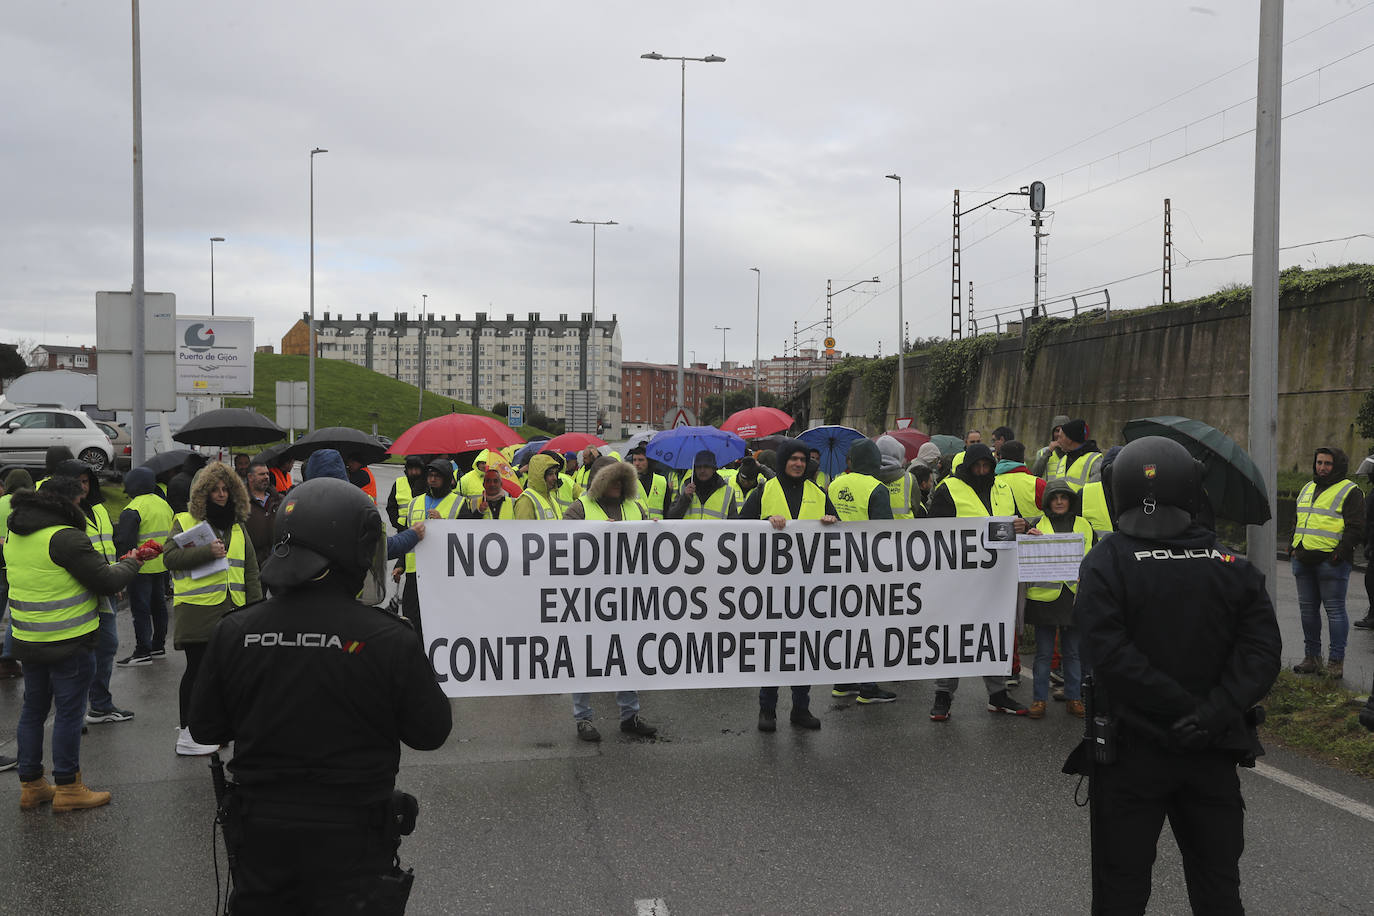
[734,457,764,501]
[991,441,1044,519]
[629,447,673,519]
[386,456,427,531]
[925,443,1029,720]
[949,429,983,474]
[243,460,283,566]
[1047,419,1101,491]
[1023,478,1090,719]
[162,462,262,757]
[739,439,837,731]
[0,469,36,680]
[544,452,583,515]
[514,454,564,520]
[875,435,917,519]
[990,426,1015,458]
[232,452,250,481]
[269,456,295,494]
[459,468,516,519]
[10,476,147,810]
[1030,414,1070,478]
[344,453,378,503]
[914,441,943,480]
[401,460,463,645]
[36,446,75,488]
[1290,447,1363,679]
[166,452,209,514]
[572,446,601,489]
[666,450,739,520]
[113,466,173,667]
[47,460,134,726]
[1079,444,1122,541]
[564,457,657,740]
[908,463,934,518]
[1356,457,1374,630]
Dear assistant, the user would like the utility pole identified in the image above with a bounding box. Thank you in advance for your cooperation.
[950,190,962,340]
[1163,198,1174,304]
[1249,0,1282,600]
[417,293,428,421]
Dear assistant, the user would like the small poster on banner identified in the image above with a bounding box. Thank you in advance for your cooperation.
[1015,533,1086,582]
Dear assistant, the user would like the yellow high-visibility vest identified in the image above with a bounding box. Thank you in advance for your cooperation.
[636,473,670,519]
[394,476,415,527]
[405,492,463,572]
[938,476,992,519]
[577,495,645,522]
[170,512,248,607]
[993,473,1040,518]
[681,482,737,520]
[759,477,826,520]
[6,525,100,644]
[127,492,173,574]
[883,472,915,520]
[1027,516,1094,602]
[1292,479,1360,551]
[87,504,117,613]
[516,488,563,520]
[829,473,884,522]
[1080,481,1114,540]
[1051,452,1101,492]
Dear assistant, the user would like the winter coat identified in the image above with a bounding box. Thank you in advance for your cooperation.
[1024,478,1083,627]
[739,439,838,520]
[515,454,562,520]
[113,466,166,555]
[563,458,643,521]
[926,444,997,518]
[1293,447,1364,566]
[161,462,262,647]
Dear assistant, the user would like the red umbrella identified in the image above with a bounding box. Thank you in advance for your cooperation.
[542,432,607,453]
[876,428,932,461]
[720,407,793,440]
[389,414,524,456]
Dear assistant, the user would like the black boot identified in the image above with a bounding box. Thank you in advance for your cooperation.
[790,708,821,730]
[758,708,777,732]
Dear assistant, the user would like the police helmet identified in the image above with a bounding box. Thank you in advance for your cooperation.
[1110,436,1202,540]
[260,478,383,589]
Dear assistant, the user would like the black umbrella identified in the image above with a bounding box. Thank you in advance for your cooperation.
[138,449,195,476]
[252,442,291,466]
[1121,416,1272,525]
[284,427,388,465]
[173,408,286,447]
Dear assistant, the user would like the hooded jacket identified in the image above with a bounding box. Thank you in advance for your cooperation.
[515,453,563,520]
[44,446,75,479]
[113,465,167,555]
[52,458,104,515]
[387,456,428,529]
[167,453,210,514]
[666,451,739,520]
[1294,447,1364,565]
[927,443,997,517]
[740,439,838,520]
[6,487,140,662]
[563,457,643,521]
[874,436,907,484]
[915,441,943,474]
[304,448,348,483]
[831,439,893,520]
[162,462,262,645]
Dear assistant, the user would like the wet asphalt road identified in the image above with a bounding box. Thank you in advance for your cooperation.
[1,464,1372,915]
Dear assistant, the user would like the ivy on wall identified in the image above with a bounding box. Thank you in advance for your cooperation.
[919,335,998,433]
[862,357,898,430]
[822,358,863,426]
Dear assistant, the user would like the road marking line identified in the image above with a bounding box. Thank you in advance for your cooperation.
[1252,762,1374,823]
[635,898,670,916]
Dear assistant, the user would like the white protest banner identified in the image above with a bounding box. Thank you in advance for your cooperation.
[414,519,1018,698]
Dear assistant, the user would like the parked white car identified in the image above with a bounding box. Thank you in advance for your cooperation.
[0,407,116,471]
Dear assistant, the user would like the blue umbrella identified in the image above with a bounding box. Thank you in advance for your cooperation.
[511,438,552,467]
[646,426,746,471]
[798,425,866,481]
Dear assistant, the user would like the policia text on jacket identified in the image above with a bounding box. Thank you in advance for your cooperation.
[414,520,1016,697]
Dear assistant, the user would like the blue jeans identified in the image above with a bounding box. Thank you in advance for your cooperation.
[17,650,94,782]
[1292,556,1352,662]
[128,572,168,656]
[88,610,120,710]
[759,685,811,711]
[572,691,640,722]
[1033,625,1081,702]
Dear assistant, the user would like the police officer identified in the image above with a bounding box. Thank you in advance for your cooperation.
[189,477,452,914]
[1073,436,1280,915]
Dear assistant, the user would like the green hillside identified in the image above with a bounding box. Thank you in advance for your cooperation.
[224,354,549,442]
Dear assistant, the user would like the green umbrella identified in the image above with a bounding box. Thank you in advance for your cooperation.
[930,434,964,457]
[1121,416,1271,525]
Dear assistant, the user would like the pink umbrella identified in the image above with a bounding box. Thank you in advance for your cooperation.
[542,432,608,453]
[389,414,524,455]
[720,407,793,440]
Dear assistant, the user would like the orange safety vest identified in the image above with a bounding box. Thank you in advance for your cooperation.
[360,467,377,503]
[271,468,292,494]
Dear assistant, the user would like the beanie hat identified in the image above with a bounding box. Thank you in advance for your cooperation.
[1062,419,1089,443]
[1050,414,1070,436]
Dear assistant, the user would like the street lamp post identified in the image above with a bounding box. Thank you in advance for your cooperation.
[713,325,730,374]
[749,267,760,407]
[570,220,617,400]
[885,174,905,421]
[641,50,726,412]
[308,147,327,433]
[209,236,225,316]
[417,293,428,421]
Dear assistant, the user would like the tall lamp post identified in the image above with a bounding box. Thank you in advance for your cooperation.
[417,293,428,421]
[885,174,905,421]
[209,236,225,316]
[640,50,726,412]
[570,219,617,400]
[749,267,760,407]
[308,147,328,433]
[713,325,730,372]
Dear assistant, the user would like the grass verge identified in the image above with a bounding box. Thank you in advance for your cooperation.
[1260,670,1374,779]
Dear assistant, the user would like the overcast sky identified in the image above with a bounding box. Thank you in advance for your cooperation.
[3,1,1370,371]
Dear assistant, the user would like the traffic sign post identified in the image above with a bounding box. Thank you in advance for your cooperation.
[664,406,696,429]
[507,404,524,428]
[896,417,913,430]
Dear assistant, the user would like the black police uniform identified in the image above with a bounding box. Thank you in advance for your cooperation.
[1075,524,1280,915]
[190,533,452,912]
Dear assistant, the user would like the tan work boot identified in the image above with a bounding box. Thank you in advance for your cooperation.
[20,776,56,810]
[51,773,111,812]
[1292,655,1322,675]
[1326,658,1344,680]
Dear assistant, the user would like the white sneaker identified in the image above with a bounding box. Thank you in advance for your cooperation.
[175,727,219,757]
